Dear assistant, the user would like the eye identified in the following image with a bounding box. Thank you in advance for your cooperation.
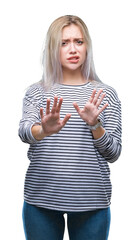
[76,40,84,45]
[61,41,68,46]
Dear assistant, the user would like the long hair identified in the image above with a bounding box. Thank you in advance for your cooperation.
[41,15,100,90]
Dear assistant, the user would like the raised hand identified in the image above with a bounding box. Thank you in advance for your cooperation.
[38,96,71,138]
[31,96,71,141]
[73,89,108,126]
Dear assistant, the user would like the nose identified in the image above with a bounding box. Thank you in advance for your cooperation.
[69,42,77,54]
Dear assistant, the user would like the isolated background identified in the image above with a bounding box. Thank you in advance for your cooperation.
[0,0,139,239]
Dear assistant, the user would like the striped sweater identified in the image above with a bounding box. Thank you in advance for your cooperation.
[19,81,122,212]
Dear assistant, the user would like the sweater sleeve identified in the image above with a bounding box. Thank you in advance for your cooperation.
[18,85,43,144]
[93,86,122,163]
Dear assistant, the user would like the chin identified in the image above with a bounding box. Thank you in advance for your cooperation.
[64,64,82,72]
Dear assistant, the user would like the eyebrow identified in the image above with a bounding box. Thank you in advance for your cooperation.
[62,38,84,41]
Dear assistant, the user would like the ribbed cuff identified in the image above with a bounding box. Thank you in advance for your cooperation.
[26,123,40,144]
[92,131,110,153]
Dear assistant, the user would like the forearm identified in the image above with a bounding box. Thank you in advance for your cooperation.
[18,120,40,144]
[92,131,122,163]
[91,126,105,139]
[90,117,121,163]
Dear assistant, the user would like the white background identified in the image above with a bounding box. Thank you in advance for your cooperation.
[0,0,140,239]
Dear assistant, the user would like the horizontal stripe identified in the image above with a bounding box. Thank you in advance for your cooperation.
[19,81,122,212]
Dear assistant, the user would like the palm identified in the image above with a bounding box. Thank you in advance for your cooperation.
[73,89,108,126]
[40,96,71,135]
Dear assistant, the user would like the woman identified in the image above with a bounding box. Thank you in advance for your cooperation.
[19,15,122,240]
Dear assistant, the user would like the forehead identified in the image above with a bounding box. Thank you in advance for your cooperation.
[61,24,83,39]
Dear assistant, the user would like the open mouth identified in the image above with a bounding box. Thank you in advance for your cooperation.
[67,56,79,60]
[67,56,80,63]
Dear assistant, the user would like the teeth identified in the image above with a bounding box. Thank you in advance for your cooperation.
[70,57,78,60]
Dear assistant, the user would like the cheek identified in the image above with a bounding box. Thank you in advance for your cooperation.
[81,47,87,61]
[60,49,65,63]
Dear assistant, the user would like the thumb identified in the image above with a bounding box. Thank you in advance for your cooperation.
[61,113,71,127]
[73,102,81,114]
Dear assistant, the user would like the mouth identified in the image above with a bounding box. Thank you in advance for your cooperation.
[67,56,80,63]
[67,56,79,60]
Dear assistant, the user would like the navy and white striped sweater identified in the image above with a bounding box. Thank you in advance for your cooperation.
[19,81,122,212]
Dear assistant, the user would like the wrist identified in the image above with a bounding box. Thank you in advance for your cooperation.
[86,119,105,139]
[87,119,102,130]
[39,126,47,139]
[91,126,105,139]
[31,124,47,141]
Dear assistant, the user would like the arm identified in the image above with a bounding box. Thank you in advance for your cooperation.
[73,87,122,163]
[92,93,122,163]
[73,89,108,140]
[31,96,71,141]
[18,86,42,144]
[18,86,71,143]
[91,125,105,139]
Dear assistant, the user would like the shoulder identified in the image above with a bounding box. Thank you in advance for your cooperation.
[25,82,44,96]
[102,84,119,102]
[24,83,45,105]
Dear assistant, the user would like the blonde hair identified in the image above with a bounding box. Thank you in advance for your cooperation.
[41,15,100,89]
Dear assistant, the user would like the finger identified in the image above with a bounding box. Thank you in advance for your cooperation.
[73,102,81,113]
[40,108,44,119]
[93,89,103,105]
[61,113,71,127]
[98,103,108,114]
[46,98,50,114]
[56,97,63,113]
[89,89,96,103]
[96,89,103,99]
[96,93,106,108]
[51,96,58,114]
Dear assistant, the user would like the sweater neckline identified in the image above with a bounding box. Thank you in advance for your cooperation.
[57,81,91,88]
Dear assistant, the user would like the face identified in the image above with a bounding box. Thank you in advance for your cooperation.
[60,24,87,72]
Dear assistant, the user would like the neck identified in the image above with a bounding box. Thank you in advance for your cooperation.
[62,68,88,85]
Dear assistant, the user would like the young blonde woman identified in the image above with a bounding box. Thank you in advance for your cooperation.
[19,15,122,240]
